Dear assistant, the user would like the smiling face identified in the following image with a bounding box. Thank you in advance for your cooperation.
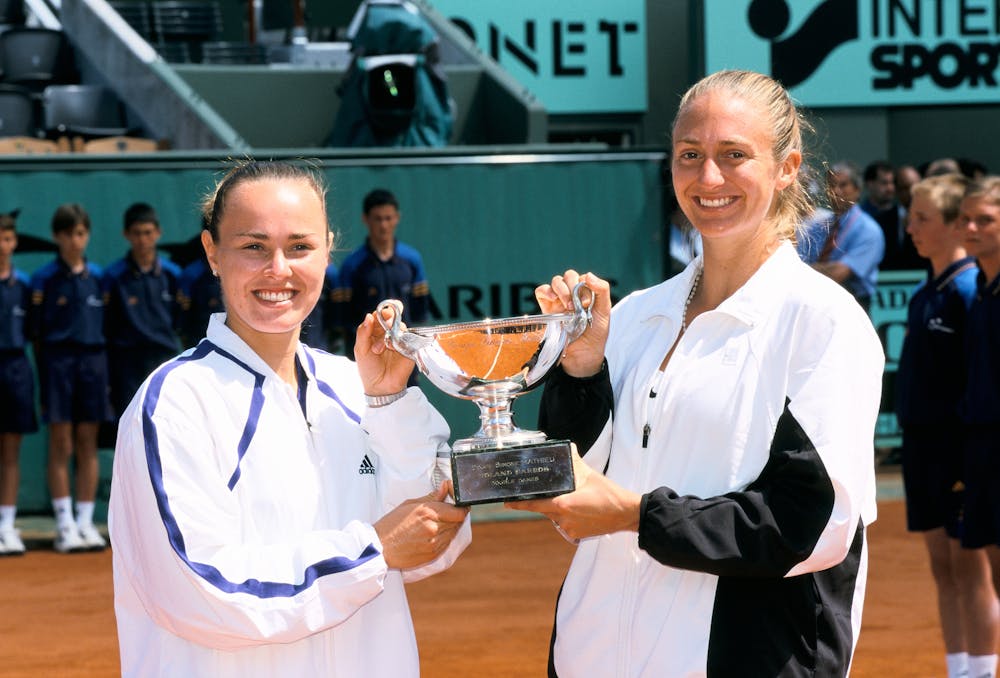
[202,177,330,349]
[671,91,799,248]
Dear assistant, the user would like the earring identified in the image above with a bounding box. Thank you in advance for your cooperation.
[212,269,219,277]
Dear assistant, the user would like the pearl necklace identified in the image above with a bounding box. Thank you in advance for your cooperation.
[680,268,702,334]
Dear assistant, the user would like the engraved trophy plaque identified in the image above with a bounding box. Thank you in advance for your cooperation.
[377,283,592,506]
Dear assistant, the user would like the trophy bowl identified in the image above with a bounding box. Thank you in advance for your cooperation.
[377,282,592,505]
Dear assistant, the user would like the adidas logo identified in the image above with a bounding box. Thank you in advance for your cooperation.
[358,455,375,475]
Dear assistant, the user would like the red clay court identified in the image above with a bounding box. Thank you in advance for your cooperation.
[0,473,953,677]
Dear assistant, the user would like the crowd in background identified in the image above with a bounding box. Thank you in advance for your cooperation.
[0,186,429,555]
[800,155,1000,678]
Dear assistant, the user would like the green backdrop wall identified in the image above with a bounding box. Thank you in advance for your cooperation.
[1,149,667,518]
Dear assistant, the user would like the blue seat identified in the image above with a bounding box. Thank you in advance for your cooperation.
[0,84,35,137]
[0,28,74,91]
[0,0,25,26]
[109,1,153,38]
[42,84,132,139]
[151,0,223,62]
[201,41,269,65]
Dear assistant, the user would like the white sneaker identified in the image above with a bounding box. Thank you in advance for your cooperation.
[78,523,107,551]
[0,527,25,555]
[54,523,87,553]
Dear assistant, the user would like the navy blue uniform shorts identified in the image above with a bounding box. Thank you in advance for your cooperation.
[0,351,39,434]
[108,345,177,418]
[901,425,964,537]
[38,345,111,424]
[960,427,1000,549]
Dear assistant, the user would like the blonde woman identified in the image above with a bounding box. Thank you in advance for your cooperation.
[513,71,884,677]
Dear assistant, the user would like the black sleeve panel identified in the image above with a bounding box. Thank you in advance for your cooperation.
[537,360,613,457]
[637,399,836,577]
[706,521,863,677]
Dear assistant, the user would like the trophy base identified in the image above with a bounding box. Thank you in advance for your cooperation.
[452,428,546,452]
[450,440,575,507]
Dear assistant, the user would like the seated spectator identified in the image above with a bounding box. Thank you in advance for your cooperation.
[896,164,922,209]
[958,158,988,181]
[927,157,962,177]
[797,161,886,311]
[861,160,922,270]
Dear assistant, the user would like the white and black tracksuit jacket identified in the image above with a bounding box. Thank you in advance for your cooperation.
[539,243,884,677]
[110,314,471,677]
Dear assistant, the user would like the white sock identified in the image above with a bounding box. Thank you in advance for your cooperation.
[947,652,970,678]
[75,500,95,528]
[968,654,997,678]
[0,504,15,531]
[52,496,74,529]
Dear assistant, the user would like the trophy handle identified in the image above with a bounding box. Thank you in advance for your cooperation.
[568,282,594,340]
[375,299,406,348]
[375,298,430,362]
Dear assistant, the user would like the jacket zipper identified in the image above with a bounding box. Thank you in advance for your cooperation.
[641,369,667,449]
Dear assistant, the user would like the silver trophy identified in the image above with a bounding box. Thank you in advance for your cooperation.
[377,283,592,506]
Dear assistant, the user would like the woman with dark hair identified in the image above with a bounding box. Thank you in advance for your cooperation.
[109,160,470,677]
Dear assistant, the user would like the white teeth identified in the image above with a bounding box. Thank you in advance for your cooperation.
[256,290,293,302]
[699,196,734,208]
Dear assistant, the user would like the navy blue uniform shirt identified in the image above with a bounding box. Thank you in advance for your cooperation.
[961,269,1000,425]
[300,263,339,352]
[103,252,182,353]
[177,259,223,347]
[29,257,105,347]
[0,268,30,351]
[895,258,977,425]
[336,239,429,348]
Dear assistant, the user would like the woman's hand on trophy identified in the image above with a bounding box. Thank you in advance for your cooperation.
[355,310,415,396]
[535,270,611,378]
[506,447,641,541]
[374,481,470,569]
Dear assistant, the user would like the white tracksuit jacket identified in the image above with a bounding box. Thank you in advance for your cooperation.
[110,314,471,677]
[539,243,885,677]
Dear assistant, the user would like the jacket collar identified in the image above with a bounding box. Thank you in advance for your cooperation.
[57,256,91,278]
[638,241,799,330]
[126,251,162,276]
[205,313,314,384]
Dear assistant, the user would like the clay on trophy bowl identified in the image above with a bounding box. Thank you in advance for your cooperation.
[378,283,592,505]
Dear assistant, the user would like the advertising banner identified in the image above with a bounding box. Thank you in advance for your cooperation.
[705,0,1000,107]
[431,0,647,113]
[869,269,925,448]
